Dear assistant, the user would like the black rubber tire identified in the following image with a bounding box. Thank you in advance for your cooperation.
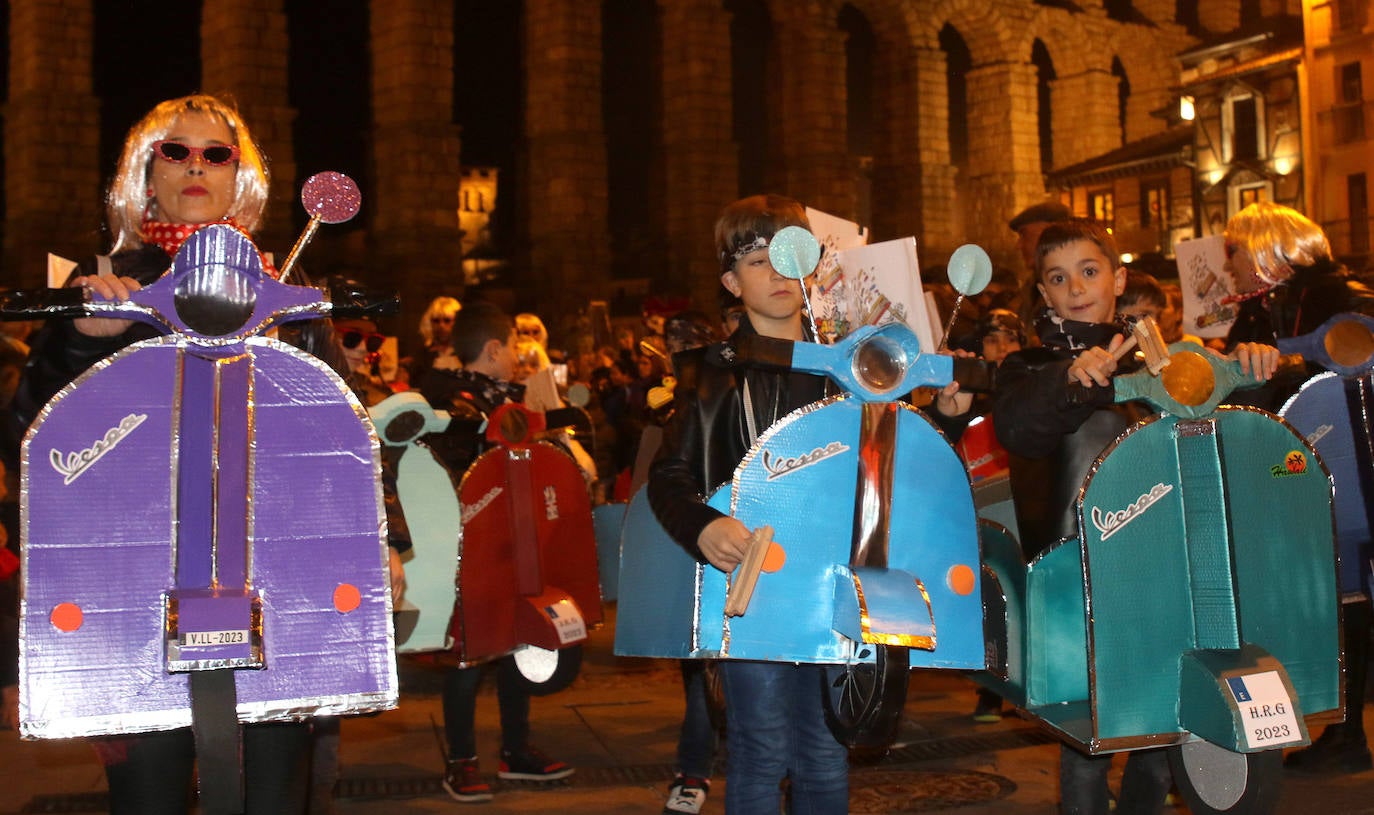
[819,644,910,748]
[510,644,583,696]
[1167,741,1283,815]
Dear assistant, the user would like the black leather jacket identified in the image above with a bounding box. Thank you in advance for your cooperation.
[993,334,1144,558]
[1227,259,1374,345]
[647,320,828,562]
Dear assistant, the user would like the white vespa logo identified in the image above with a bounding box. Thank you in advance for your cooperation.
[1091,483,1174,542]
[50,413,148,486]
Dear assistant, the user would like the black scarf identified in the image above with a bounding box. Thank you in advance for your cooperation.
[1033,307,1129,351]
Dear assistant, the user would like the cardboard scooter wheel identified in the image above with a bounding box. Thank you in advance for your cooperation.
[511,644,583,696]
[1168,740,1283,814]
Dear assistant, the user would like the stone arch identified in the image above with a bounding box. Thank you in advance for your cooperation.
[816,0,914,45]
[913,0,1021,62]
[1103,24,1182,142]
[818,0,930,238]
[1011,6,1095,79]
[730,0,782,196]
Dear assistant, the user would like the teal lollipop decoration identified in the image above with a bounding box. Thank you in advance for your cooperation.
[767,226,822,341]
[947,244,993,297]
[937,244,993,352]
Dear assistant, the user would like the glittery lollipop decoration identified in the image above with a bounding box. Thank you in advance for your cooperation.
[937,243,992,351]
[277,171,362,284]
[767,225,823,341]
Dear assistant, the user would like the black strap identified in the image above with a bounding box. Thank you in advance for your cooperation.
[190,670,244,815]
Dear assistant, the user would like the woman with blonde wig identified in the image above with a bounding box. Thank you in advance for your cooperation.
[1221,201,1374,777]
[105,94,269,252]
[412,295,462,376]
[1223,201,1374,343]
[11,94,318,814]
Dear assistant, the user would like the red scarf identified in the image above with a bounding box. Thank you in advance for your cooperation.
[1219,285,1275,306]
[141,217,279,279]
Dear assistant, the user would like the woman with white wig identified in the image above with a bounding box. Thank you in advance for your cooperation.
[11,94,319,814]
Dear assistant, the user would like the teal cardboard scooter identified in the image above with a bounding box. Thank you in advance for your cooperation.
[976,336,1340,814]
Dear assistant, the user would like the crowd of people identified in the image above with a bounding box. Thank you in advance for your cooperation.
[0,91,1371,815]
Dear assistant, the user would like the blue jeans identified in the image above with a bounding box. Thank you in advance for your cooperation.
[677,660,719,779]
[720,660,849,814]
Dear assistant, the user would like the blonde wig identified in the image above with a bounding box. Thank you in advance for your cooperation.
[1225,201,1332,285]
[419,296,462,345]
[514,313,549,348]
[107,94,270,252]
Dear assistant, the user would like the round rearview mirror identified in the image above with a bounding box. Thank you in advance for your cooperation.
[767,226,821,280]
[1325,319,1374,369]
[1160,350,1215,407]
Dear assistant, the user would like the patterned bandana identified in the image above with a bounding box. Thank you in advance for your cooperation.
[721,234,770,271]
[140,216,279,279]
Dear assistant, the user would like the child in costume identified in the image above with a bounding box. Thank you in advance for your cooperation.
[992,218,1278,814]
[418,301,575,803]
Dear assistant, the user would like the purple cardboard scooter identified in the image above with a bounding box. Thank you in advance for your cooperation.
[17,175,397,811]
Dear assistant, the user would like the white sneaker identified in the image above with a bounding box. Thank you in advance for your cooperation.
[663,775,709,814]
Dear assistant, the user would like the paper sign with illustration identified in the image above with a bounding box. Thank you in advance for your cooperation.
[1175,235,1237,338]
[834,237,938,353]
[523,366,563,413]
[804,208,868,342]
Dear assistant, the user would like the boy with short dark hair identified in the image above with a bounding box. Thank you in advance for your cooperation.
[993,218,1277,813]
[419,301,575,804]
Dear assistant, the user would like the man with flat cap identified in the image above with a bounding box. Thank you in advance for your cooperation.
[1010,199,1071,272]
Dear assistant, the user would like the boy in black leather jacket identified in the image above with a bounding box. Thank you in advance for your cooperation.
[647,195,846,813]
[648,195,969,813]
[993,218,1277,814]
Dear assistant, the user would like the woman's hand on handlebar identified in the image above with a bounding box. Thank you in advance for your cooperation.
[698,516,753,573]
[1228,342,1280,382]
[72,274,141,337]
[1067,334,1125,387]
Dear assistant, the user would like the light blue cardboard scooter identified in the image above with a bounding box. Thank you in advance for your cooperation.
[616,230,992,747]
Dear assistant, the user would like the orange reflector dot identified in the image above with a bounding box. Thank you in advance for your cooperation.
[947,564,976,596]
[333,584,361,613]
[761,542,787,573]
[51,602,83,632]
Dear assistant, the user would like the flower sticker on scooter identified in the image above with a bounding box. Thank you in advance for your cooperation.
[1271,450,1308,478]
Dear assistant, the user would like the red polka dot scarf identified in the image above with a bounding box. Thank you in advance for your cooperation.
[141,216,280,279]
